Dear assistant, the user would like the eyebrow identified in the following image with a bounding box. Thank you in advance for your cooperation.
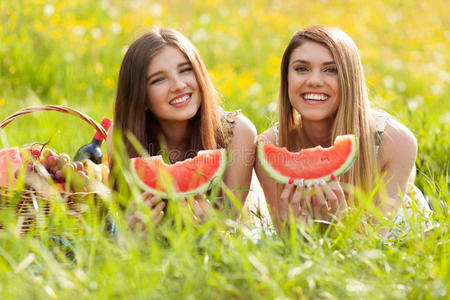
[290,59,336,66]
[146,61,192,81]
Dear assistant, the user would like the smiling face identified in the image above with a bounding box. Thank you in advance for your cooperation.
[288,40,340,123]
[146,45,201,124]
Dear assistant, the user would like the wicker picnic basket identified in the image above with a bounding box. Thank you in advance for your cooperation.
[0,105,110,234]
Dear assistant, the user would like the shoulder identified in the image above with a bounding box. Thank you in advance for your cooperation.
[234,113,257,134]
[256,125,277,145]
[229,113,257,145]
[378,118,417,167]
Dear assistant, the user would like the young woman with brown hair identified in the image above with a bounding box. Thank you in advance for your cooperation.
[111,28,256,226]
[255,25,429,235]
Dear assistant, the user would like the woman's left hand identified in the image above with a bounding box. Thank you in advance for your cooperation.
[303,175,348,223]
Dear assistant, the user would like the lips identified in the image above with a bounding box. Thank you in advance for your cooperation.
[169,93,191,106]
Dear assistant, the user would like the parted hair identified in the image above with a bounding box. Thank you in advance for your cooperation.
[114,28,225,159]
[278,25,377,199]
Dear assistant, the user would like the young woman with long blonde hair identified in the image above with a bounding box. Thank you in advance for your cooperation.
[255,25,428,234]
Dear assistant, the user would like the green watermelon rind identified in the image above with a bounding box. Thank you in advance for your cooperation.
[131,149,227,198]
[257,135,358,185]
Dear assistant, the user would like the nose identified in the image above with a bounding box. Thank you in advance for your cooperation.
[170,75,187,92]
[306,70,323,87]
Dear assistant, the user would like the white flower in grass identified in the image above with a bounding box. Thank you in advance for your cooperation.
[64,52,74,62]
[151,3,162,17]
[383,76,394,89]
[248,83,261,96]
[407,96,423,111]
[396,81,406,92]
[431,84,443,95]
[43,4,54,16]
[192,29,208,43]
[74,25,86,36]
[91,28,102,40]
[111,23,122,35]
[199,14,210,25]
[346,279,368,293]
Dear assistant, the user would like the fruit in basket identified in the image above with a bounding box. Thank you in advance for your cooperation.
[82,159,103,182]
[8,144,111,192]
[0,147,23,187]
[257,134,358,184]
[99,164,109,185]
[130,149,227,197]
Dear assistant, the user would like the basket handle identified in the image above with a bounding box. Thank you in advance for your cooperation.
[0,105,108,139]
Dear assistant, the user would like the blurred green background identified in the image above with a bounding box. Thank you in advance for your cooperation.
[0,2,449,299]
[0,0,449,176]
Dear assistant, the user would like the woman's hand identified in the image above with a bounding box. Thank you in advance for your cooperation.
[128,191,166,234]
[279,179,311,227]
[279,174,348,227]
[304,176,348,224]
[181,193,211,224]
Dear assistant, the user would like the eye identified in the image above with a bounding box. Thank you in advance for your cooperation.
[149,77,164,85]
[294,65,308,72]
[180,66,193,73]
[325,67,338,74]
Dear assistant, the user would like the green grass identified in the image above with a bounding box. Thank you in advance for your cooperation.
[0,0,449,299]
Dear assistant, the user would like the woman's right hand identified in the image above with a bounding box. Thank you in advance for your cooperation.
[128,191,166,234]
[279,179,311,227]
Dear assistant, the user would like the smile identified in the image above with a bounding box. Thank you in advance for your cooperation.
[169,94,191,106]
[302,93,329,101]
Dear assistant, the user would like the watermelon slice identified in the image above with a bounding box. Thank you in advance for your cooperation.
[258,134,358,185]
[131,149,227,197]
[0,147,23,188]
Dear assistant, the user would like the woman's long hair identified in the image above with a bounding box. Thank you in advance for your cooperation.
[114,28,225,159]
[278,25,377,203]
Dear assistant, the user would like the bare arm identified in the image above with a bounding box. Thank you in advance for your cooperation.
[377,120,417,230]
[253,128,283,230]
[223,114,257,207]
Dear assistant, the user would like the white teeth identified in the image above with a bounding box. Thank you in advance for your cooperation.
[303,93,329,101]
[170,95,189,105]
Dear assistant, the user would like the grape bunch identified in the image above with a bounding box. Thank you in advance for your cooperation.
[37,148,90,183]
[16,145,106,193]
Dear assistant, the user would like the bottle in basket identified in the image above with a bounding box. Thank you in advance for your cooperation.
[74,117,112,164]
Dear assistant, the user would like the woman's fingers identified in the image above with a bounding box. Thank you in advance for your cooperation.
[151,201,166,217]
[192,199,210,222]
[291,180,304,217]
[327,175,348,220]
[142,190,153,199]
[280,181,295,219]
[320,179,339,213]
[152,209,165,226]
[314,181,330,220]
[145,195,161,209]
[128,194,166,231]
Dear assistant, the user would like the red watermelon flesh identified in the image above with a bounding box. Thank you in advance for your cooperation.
[0,147,23,188]
[258,135,358,184]
[131,149,227,197]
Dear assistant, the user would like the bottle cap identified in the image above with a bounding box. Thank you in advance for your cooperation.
[94,117,113,141]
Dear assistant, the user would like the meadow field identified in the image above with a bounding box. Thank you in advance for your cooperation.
[0,0,449,298]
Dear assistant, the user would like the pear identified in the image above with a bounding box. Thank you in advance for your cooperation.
[82,159,102,182]
[99,164,110,186]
